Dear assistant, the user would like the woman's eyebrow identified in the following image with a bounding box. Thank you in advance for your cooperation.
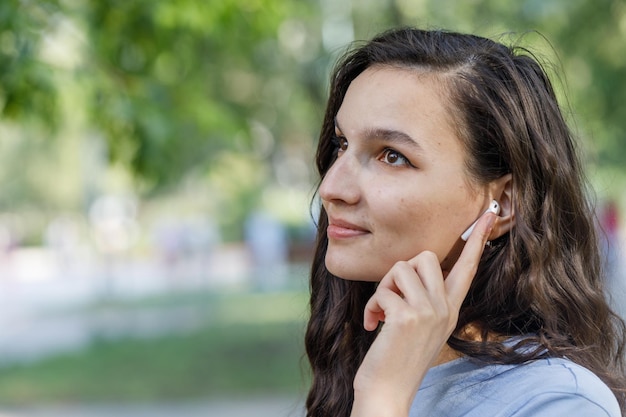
[363,127,423,151]
[335,117,423,151]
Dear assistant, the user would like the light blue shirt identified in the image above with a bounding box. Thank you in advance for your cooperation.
[410,356,621,416]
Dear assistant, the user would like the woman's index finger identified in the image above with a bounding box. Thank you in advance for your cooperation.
[445,212,497,308]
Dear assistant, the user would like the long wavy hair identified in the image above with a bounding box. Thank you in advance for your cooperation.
[304,27,626,416]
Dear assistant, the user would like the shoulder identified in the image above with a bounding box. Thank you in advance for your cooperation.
[412,357,621,417]
[499,358,620,416]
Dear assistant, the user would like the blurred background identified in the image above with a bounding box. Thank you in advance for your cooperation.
[0,0,625,415]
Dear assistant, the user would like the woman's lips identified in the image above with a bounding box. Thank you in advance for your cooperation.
[327,218,369,239]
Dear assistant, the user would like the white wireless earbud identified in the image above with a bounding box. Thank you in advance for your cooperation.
[461,200,500,241]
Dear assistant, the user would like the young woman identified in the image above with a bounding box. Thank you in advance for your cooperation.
[305,27,626,416]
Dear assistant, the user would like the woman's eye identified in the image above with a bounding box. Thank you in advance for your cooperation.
[380,148,411,166]
[332,136,348,152]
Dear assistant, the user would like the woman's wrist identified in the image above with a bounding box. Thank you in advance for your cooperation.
[350,391,411,417]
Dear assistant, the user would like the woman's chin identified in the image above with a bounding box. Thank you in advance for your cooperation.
[325,261,382,282]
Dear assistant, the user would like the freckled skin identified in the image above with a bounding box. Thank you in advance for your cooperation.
[320,66,490,282]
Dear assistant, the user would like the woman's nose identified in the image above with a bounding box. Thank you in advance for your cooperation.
[319,153,361,205]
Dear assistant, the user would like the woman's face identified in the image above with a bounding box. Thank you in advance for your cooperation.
[320,65,491,281]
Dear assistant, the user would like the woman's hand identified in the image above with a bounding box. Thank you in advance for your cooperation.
[350,212,497,417]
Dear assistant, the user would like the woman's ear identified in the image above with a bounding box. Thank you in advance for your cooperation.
[488,174,514,240]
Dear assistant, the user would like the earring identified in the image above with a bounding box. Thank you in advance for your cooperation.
[485,240,493,248]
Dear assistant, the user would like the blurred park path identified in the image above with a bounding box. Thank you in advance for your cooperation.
[0,396,304,417]
[0,243,309,363]
[0,243,310,413]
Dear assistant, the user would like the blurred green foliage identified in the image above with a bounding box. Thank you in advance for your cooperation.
[0,0,61,128]
[80,0,322,189]
[1,0,625,238]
